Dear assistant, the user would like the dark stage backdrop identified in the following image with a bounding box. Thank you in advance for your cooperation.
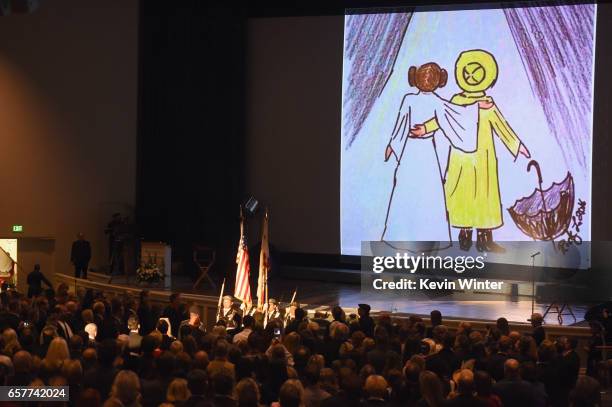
[137,2,247,275]
[138,2,612,274]
[246,3,612,257]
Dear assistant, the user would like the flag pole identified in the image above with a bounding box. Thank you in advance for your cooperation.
[284,288,298,327]
[216,278,226,322]
[289,288,297,305]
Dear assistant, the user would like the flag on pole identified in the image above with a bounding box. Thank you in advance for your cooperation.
[257,208,270,309]
[234,210,252,306]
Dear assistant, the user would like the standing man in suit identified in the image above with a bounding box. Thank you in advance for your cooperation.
[26,264,52,298]
[358,303,375,338]
[71,233,91,279]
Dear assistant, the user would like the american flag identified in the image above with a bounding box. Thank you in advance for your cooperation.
[234,215,252,305]
[257,208,269,309]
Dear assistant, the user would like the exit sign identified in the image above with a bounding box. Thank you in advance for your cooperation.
[11,225,22,233]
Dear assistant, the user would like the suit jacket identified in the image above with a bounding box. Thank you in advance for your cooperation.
[321,392,362,407]
[183,395,212,407]
[0,311,20,332]
[56,320,74,340]
[71,240,91,265]
[82,365,118,400]
[160,334,174,350]
[561,351,580,387]
[179,320,206,341]
[446,394,487,407]
[487,352,510,382]
[26,270,52,298]
[128,332,143,351]
[141,377,172,407]
[99,316,124,341]
[212,394,237,407]
[531,326,546,346]
[137,304,155,336]
[493,378,536,407]
[358,316,375,337]
[360,398,388,407]
[162,305,188,337]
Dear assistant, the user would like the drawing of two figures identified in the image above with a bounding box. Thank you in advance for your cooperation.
[382,49,531,252]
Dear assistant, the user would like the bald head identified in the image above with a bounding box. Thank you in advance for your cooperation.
[504,358,520,379]
[365,375,388,399]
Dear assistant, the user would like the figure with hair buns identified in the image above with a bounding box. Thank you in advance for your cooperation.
[382,62,493,244]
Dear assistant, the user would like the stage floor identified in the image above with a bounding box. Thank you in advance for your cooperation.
[100,273,590,326]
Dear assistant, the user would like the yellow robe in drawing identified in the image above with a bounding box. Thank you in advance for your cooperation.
[424,50,523,229]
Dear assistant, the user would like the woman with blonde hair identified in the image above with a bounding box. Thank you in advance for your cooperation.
[40,337,69,381]
[45,337,69,365]
[111,370,141,407]
[166,378,191,406]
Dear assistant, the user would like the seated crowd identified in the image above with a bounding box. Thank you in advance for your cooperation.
[0,282,607,407]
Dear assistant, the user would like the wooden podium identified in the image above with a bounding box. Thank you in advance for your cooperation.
[140,242,172,289]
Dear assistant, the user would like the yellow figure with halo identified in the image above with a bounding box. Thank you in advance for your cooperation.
[412,49,531,252]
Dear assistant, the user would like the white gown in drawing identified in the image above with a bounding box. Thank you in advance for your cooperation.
[382,91,479,244]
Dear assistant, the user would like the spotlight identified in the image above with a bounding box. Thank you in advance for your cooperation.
[242,196,259,218]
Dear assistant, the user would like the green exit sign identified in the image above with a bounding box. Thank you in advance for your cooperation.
[12,225,23,233]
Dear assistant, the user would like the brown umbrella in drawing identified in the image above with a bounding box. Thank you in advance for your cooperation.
[508,160,574,242]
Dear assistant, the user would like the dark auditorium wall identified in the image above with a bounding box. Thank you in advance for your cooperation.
[0,0,139,290]
[137,3,247,278]
[246,16,343,255]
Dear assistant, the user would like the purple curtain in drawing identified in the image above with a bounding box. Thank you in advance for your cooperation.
[343,12,412,148]
[504,2,595,170]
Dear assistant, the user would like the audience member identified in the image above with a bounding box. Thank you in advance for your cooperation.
[0,284,599,407]
[26,264,53,299]
[71,233,92,279]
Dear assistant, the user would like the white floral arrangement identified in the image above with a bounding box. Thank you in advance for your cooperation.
[136,253,165,283]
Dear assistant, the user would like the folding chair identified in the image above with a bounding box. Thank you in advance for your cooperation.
[193,245,216,289]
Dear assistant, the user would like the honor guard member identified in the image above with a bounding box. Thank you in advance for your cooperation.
[241,300,257,317]
[219,295,241,328]
[265,298,283,321]
[284,301,299,327]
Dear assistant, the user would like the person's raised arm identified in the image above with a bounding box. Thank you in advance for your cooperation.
[385,96,409,162]
[410,100,494,139]
[490,104,530,158]
[41,272,53,288]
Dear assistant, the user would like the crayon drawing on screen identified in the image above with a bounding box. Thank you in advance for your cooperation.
[340,2,595,266]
